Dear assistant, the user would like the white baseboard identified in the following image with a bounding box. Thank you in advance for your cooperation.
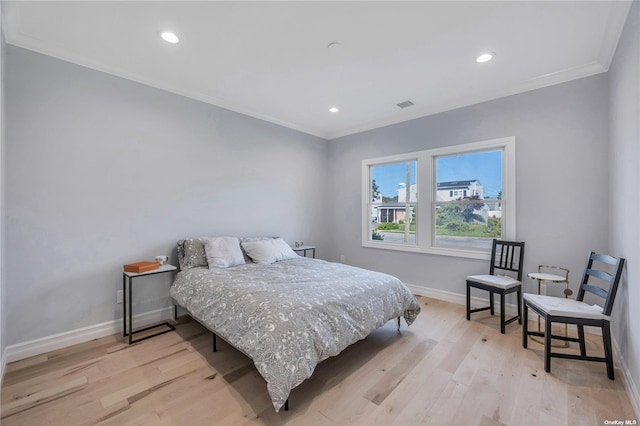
[1,347,7,387]
[613,337,640,419]
[4,307,173,364]
[406,283,604,335]
[407,282,639,419]
[405,282,519,315]
[406,283,464,304]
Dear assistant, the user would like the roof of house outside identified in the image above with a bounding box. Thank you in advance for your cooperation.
[436,180,480,190]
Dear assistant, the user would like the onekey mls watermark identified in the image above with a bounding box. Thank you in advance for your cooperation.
[604,420,637,425]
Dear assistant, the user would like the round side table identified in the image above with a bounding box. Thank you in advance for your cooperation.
[527,266,571,348]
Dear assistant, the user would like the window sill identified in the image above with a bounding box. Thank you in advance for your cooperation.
[361,241,491,260]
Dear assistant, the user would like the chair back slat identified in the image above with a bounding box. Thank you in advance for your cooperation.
[582,284,608,300]
[587,269,613,282]
[577,251,626,316]
[591,253,618,265]
[489,239,525,281]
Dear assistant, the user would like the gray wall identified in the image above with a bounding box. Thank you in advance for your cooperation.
[609,1,640,406]
[5,46,328,345]
[1,2,6,372]
[327,74,610,299]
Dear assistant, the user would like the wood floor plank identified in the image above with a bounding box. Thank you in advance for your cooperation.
[422,377,469,425]
[1,376,88,419]
[358,336,460,426]
[388,367,453,426]
[4,354,49,374]
[438,321,483,374]
[451,368,503,425]
[503,340,547,426]
[1,296,636,426]
[362,337,436,405]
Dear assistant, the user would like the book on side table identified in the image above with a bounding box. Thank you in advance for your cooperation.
[123,261,160,274]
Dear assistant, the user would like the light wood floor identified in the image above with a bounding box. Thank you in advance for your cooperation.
[1,296,636,426]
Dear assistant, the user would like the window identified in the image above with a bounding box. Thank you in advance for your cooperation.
[367,159,418,246]
[362,137,515,259]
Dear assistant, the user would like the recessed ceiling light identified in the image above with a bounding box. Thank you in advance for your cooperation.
[327,42,342,49]
[476,52,495,63]
[329,107,339,113]
[161,32,179,44]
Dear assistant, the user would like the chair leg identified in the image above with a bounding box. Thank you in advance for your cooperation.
[603,322,615,380]
[523,303,528,348]
[500,292,506,334]
[517,287,522,325]
[489,291,495,315]
[544,316,552,373]
[577,325,586,356]
[466,283,471,321]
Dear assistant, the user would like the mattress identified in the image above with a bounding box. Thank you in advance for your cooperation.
[170,257,421,411]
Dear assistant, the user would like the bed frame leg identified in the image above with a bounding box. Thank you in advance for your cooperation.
[284,398,289,411]
[213,333,217,352]
[397,317,401,332]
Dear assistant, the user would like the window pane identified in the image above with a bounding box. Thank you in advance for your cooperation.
[434,150,502,249]
[374,205,417,244]
[370,160,417,245]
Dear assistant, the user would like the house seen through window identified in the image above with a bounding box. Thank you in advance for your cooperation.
[369,160,418,245]
[362,137,515,259]
[434,150,503,250]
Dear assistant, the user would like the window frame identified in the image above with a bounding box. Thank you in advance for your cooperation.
[361,136,516,260]
[366,156,420,249]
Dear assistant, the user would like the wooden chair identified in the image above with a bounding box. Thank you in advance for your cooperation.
[523,252,625,379]
[466,240,525,333]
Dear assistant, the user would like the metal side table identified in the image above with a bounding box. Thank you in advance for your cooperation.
[527,265,571,348]
[123,264,177,344]
[293,245,316,258]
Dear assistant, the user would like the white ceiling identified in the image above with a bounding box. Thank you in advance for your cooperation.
[2,1,632,140]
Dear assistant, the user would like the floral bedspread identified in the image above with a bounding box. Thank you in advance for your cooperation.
[170,257,421,411]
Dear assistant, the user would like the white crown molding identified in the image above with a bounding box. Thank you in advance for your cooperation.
[3,20,616,142]
[597,0,634,71]
[1,3,7,43]
[326,61,607,140]
[2,32,330,139]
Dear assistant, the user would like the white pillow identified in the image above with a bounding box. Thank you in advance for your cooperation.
[241,238,299,264]
[203,236,246,269]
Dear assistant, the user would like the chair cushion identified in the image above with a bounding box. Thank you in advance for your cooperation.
[523,293,609,320]
[467,274,522,289]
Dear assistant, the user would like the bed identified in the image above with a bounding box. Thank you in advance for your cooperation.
[170,236,421,412]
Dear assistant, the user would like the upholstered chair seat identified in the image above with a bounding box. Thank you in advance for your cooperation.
[467,274,522,289]
[523,293,609,320]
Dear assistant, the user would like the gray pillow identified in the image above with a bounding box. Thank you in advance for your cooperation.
[178,238,208,269]
[203,236,245,268]
[241,237,299,264]
[239,236,277,262]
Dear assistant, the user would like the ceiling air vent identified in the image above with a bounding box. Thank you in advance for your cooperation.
[396,100,415,109]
